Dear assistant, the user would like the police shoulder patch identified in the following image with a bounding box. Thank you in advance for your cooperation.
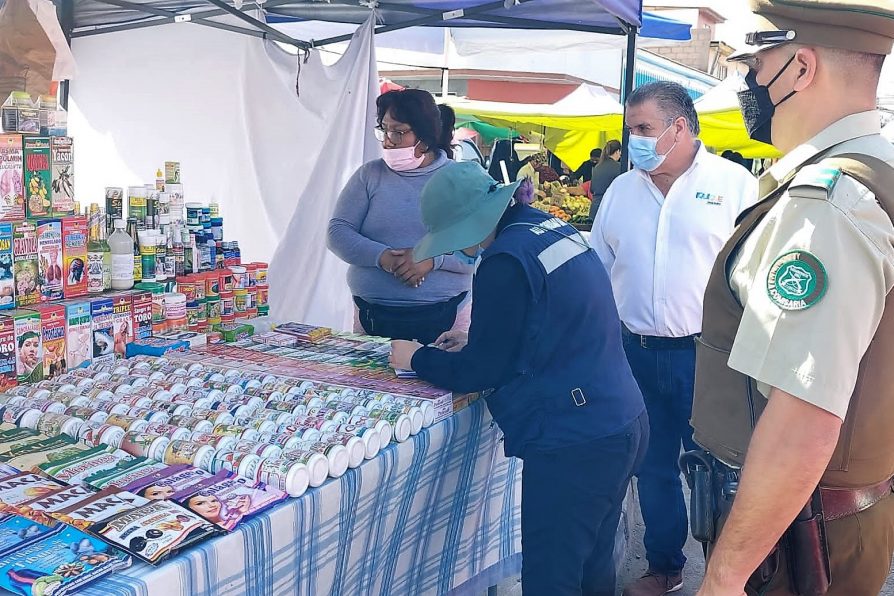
[789,164,842,196]
[766,251,828,311]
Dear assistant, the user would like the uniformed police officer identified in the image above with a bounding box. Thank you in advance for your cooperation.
[389,161,648,595]
[689,1,894,595]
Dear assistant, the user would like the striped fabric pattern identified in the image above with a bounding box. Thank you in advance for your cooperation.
[80,400,522,596]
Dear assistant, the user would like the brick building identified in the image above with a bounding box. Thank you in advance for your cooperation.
[643,2,738,80]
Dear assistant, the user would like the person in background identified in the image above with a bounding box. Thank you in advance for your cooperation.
[574,148,603,182]
[590,81,758,596]
[390,161,647,596]
[327,89,474,346]
[589,139,624,220]
[488,139,521,183]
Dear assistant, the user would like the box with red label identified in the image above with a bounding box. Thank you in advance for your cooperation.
[0,317,16,391]
[37,218,63,302]
[22,137,52,219]
[131,290,152,340]
[62,216,88,298]
[110,292,133,359]
[33,303,66,378]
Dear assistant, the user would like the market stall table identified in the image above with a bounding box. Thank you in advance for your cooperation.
[79,399,523,596]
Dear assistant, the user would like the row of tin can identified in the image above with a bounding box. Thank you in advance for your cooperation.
[0,354,437,498]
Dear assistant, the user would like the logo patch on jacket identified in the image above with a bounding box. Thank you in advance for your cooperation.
[766,251,827,311]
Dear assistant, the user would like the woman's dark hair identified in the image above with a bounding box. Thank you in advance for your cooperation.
[599,139,622,164]
[376,89,455,159]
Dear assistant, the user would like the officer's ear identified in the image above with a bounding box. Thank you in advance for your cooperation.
[792,46,819,92]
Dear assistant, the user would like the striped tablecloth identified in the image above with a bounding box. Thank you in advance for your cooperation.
[79,399,524,596]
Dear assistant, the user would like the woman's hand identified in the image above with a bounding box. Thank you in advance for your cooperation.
[379,249,405,273]
[389,339,423,370]
[391,250,434,288]
[433,330,468,352]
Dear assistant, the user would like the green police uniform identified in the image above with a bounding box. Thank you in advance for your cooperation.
[690,1,894,594]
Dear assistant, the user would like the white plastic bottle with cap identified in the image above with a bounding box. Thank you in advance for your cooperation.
[108,219,135,290]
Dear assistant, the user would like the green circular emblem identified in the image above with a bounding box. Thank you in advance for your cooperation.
[766,251,827,311]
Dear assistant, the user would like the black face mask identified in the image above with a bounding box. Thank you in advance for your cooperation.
[737,54,798,146]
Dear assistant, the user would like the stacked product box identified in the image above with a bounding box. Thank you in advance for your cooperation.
[12,220,38,307]
[131,290,153,340]
[90,297,115,367]
[110,293,133,360]
[5,309,42,384]
[64,300,92,370]
[22,137,52,219]
[61,216,88,299]
[37,218,63,302]
[0,222,14,310]
[0,316,15,390]
[33,303,66,378]
[0,134,25,222]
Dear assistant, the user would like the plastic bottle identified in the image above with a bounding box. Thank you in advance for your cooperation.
[126,217,142,282]
[206,233,217,271]
[182,228,193,275]
[109,219,135,290]
[100,214,112,291]
[173,227,185,277]
[87,204,105,294]
[155,233,168,283]
[138,230,157,283]
[86,204,112,293]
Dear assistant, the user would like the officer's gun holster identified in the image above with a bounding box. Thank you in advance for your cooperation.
[680,450,831,595]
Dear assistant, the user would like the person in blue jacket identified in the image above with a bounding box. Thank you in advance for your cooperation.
[389,161,649,595]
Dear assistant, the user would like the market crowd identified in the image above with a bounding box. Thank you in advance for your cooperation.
[330,0,894,594]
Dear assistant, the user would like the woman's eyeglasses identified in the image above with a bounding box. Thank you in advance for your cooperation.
[374,127,412,144]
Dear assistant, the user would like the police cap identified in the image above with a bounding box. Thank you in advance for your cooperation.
[730,0,894,62]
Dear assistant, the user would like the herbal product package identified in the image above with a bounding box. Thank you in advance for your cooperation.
[0,515,131,595]
[90,498,222,565]
[0,135,25,221]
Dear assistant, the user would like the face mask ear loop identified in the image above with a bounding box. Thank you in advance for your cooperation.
[774,89,798,109]
[766,53,798,89]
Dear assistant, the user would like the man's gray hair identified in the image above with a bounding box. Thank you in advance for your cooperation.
[627,81,701,136]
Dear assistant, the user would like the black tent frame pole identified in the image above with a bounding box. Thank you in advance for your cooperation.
[304,0,622,46]
[56,0,75,110]
[199,0,307,47]
[72,0,623,46]
[619,24,637,170]
[88,0,285,43]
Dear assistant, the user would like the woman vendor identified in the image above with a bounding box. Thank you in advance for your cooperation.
[328,89,473,345]
[389,161,648,595]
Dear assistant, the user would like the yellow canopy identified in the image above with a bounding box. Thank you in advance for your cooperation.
[446,77,781,166]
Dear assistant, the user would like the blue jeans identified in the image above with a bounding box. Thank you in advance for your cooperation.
[622,336,697,575]
[521,412,649,596]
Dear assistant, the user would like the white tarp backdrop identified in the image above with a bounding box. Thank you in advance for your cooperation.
[268,16,381,330]
[70,14,381,330]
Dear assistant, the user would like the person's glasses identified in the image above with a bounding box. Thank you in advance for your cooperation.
[374,126,412,144]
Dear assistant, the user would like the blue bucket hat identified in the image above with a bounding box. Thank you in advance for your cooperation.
[413,161,521,263]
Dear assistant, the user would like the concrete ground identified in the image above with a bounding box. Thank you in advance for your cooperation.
[490,479,894,596]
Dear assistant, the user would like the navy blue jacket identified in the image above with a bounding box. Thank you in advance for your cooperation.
[413,205,644,458]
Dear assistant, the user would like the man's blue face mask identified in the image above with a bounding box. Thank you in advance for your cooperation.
[628,123,677,172]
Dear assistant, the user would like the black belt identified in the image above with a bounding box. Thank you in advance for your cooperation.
[622,328,696,350]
